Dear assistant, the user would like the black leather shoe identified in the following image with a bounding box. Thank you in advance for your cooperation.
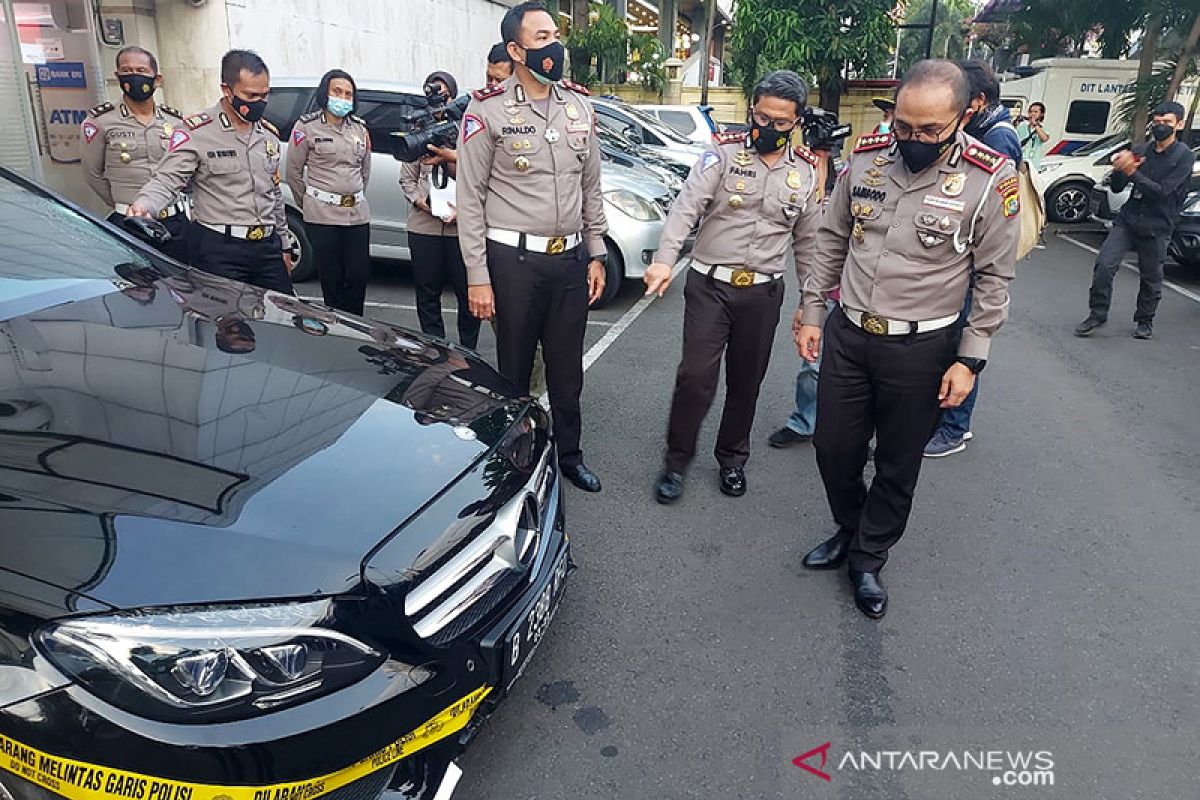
[655,470,684,505]
[719,466,746,497]
[1074,316,1106,337]
[848,570,888,619]
[768,427,812,448]
[802,529,853,570]
[562,464,602,493]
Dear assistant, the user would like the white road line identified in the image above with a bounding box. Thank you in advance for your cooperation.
[1057,232,1200,304]
[582,258,690,372]
[298,297,614,327]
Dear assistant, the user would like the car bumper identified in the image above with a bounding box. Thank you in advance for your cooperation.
[1170,221,1200,262]
[0,511,570,800]
[1089,187,1117,221]
[608,214,666,280]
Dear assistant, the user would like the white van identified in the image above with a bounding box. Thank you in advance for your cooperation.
[1002,58,1200,156]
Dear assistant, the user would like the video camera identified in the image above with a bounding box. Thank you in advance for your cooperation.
[802,107,852,152]
[390,82,471,163]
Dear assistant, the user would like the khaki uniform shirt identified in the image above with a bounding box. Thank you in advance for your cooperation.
[284,110,372,226]
[135,102,288,235]
[655,132,822,280]
[455,76,607,285]
[400,160,457,237]
[80,101,184,208]
[801,131,1020,359]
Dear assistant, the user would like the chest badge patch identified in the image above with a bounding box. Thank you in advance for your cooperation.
[787,170,802,189]
[942,172,966,197]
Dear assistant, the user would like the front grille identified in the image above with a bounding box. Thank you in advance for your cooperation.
[654,195,672,215]
[322,768,394,800]
[405,446,554,642]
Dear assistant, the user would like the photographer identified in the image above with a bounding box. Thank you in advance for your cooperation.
[399,70,480,349]
[1015,102,1049,170]
[285,69,372,315]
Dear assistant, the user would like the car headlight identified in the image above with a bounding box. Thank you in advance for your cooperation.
[37,601,395,722]
[603,189,663,221]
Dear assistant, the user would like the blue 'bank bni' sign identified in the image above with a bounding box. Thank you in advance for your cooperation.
[35,62,87,89]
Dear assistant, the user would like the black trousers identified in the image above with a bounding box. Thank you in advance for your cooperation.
[409,232,480,349]
[308,222,370,316]
[665,268,784,473]
[1087,219,1168,324]
[488,241,588,468]
[190,225,294,294]
[108,211,191,265]
[813,307,957,573]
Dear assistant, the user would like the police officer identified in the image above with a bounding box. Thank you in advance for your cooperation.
[457,1,608,493]
[129,49,295,294]
[81,46,189,263]
[795,60,1020,619]
[285,68,372,315]
[644,70,821,504]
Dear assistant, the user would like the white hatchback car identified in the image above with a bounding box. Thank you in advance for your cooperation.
[1036,134,1128,223]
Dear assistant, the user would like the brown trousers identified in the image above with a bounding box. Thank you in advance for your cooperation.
[664,267,784,472]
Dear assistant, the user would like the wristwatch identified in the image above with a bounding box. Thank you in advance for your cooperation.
[955,356,987,374]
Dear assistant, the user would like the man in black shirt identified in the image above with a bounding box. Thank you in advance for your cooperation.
[1076,101,1195,340]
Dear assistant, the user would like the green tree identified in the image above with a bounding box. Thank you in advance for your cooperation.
[566,2,628,85]
[728,0,897,112]
[894,0,977,75]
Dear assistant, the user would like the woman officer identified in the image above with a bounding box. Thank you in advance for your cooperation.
[399,70,480,350]
[285,69,372,315]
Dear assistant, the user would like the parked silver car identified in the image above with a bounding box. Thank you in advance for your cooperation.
[267,78,675,307]
[591,96,707,171]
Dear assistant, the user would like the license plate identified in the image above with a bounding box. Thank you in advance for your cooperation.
[503,548,569,689]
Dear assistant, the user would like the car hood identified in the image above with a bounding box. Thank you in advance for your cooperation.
[601,163,672,199]
[0,268,524,616]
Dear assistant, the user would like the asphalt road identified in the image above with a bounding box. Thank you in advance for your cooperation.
[300,227,1200,799]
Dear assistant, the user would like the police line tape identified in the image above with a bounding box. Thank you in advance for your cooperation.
[0,686,492,800]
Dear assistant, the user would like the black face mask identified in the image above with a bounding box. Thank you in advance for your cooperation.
[521,41,565,84]
[1151,123,1175,142]
[229,93,268,123]
[749,120,792,155]
[119,74,156,101]
[897,125,959,173]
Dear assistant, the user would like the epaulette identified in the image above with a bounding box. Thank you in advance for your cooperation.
[853,133,893,153]
[260,119,280,138]
[349,114,365,126]
[89,102,114,118]
[471,84,506,101]
[561,79,591,96]
[962,142,1005,174]
[184,112,213,130]
[713,130,747,147]
[793,145,819,168]
[298,110,321,123]
[159,105,183,119]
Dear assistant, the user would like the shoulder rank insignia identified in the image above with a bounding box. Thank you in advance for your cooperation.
[793,145,819,168]
[963,142,1005,173]
[714,130,747,147]
[561,79,591,96]
[159,105,183,119]
[299,110,321,123]
[260,119,280,138]
[89,101,114,118]
[184,112,213,130]
[472,83,506,102]
[349,114,366,125]
[853,133,893,153]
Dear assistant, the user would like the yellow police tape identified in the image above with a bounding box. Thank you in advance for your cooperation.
[0,686,491,800]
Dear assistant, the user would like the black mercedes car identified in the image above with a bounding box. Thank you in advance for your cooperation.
[0,168,569,800]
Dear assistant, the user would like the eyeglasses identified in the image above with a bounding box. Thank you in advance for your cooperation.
[751,110,798,132]
[891,116,960,144]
